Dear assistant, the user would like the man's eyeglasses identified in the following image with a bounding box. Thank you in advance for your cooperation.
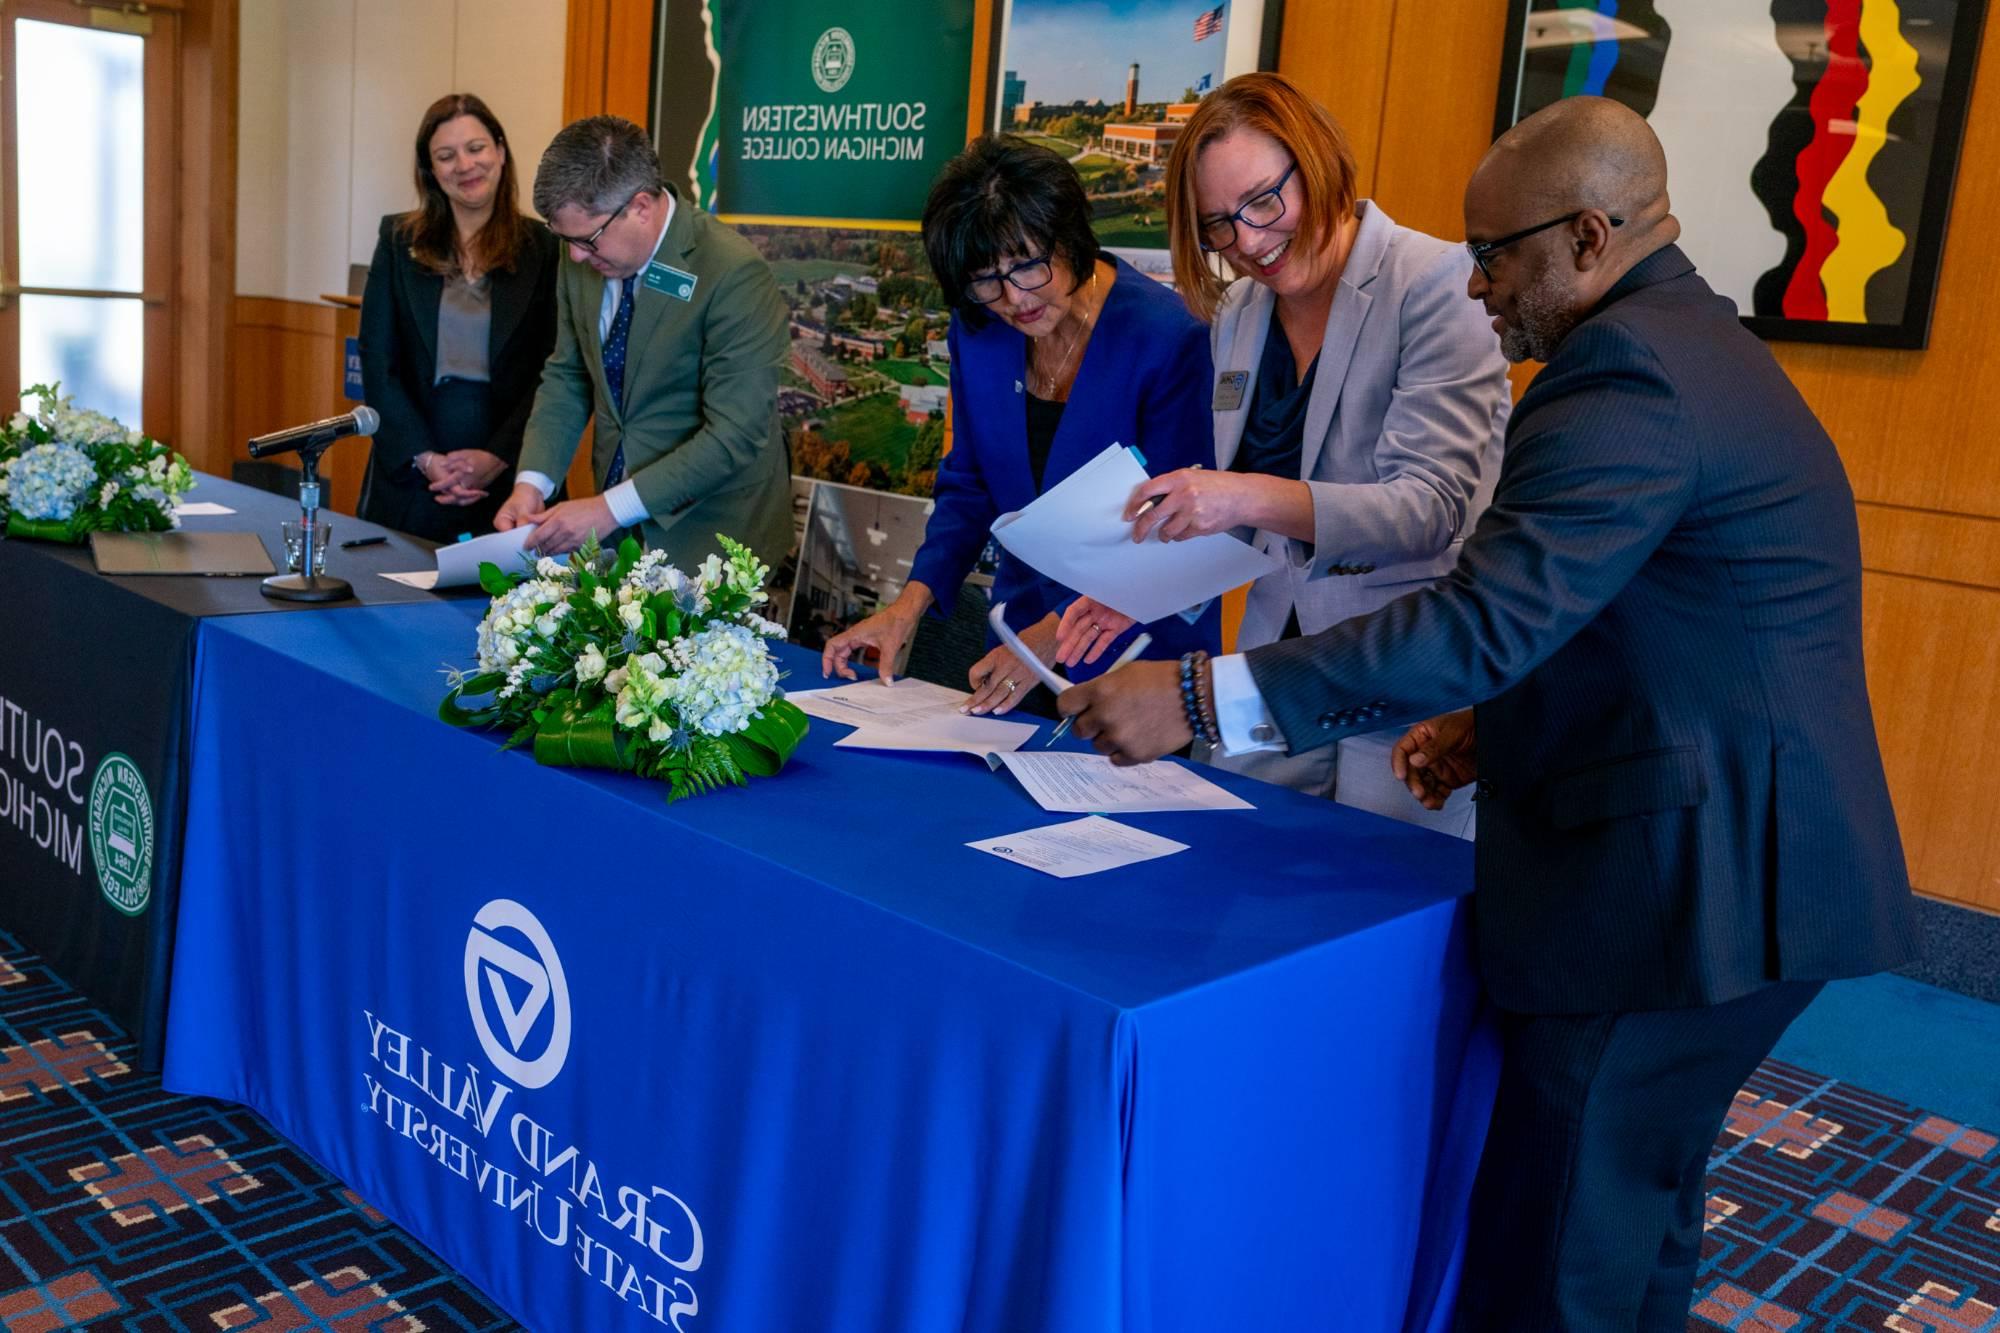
[1465,211,1624,280]
[548,192,638,254]
[966,254,1055,305]
[1198,163,1297,253]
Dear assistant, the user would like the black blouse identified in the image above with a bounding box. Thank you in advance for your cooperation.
[1230,308,1320,482]
[1025,392,1066,492]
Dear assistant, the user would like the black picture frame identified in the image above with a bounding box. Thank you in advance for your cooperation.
[1493,0,1988,349]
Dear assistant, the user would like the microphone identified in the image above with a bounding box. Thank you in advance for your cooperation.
[247,405,381,459]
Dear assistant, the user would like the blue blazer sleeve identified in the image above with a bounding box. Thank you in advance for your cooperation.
[1245,318,1692,749]
[1134,311,1217,474]
[908,318,998,618]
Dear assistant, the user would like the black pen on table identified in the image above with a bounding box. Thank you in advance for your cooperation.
[340,535,388,549]
[1045,631,1151,747]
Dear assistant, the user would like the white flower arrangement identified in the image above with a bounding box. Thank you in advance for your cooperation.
[0,384,194,542]
[442,534,808,801]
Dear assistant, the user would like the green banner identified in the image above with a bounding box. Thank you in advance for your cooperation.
[701,0,976,227]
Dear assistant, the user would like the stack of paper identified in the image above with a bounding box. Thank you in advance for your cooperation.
[787,678,1040,755]
[989,444,1281,623]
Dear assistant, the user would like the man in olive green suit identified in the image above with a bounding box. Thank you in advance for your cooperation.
[495,116,791,570]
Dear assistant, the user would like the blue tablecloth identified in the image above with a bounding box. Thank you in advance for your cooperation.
[163,601,1497,1333]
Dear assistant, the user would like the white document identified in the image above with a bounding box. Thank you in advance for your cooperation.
[173,501,236,517]
[379,570,440,590]
[995,751,1254,814]
[381,524,539,591]
[989,444,1281,623]
[968,815,1189,878]
[833,713,1038,756]
[788,677,971,724]
[791,679,1040,755]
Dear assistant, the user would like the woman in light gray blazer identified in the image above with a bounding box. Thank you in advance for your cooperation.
[1057,73,1510,834]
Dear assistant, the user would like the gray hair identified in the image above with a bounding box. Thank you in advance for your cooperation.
[532,115,664,219]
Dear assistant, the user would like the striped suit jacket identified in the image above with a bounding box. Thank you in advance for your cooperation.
[1244,245,1918,1014]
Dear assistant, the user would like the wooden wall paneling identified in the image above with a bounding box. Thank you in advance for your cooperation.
[1861,574,2000,908]
[1276,0,1401,194]
[230,296,375,515]
[1366,0,1512,241]
[1858,504,2000,590]
[177,0,238,478]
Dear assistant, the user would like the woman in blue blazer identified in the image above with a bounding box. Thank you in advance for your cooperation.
[820,136,1219,713]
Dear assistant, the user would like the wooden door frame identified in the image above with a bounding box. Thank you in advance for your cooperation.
[0,0,232,471]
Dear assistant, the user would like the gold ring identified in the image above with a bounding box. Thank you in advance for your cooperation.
[1003,679,1018,694]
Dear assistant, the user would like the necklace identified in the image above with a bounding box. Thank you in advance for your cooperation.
[1029,267,1099,399]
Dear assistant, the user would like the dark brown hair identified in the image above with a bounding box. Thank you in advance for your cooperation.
[396,93,532,277]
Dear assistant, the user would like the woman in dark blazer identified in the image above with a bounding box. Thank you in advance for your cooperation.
[358,92,559,542]
[820,135,1219,713]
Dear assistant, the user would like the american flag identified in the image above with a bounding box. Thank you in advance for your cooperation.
[1193,4,1224,41]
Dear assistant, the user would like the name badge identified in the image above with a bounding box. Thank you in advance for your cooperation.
[643,261,699,302]
[1213,370,1249,412]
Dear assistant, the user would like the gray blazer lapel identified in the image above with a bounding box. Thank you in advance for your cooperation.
[1298,202,1392,481]
[1212,281,1275,471]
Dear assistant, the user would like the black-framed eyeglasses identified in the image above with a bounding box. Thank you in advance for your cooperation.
[548,192,638,254]
[1465,211,1624,279]
[1198,162,1297,253]
[966,254,1055,305]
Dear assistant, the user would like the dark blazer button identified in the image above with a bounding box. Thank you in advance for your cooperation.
[1318,713,1338,729]
[1473,779,1494,801]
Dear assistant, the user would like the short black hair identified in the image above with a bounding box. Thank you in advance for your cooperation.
[922,135,1100,326]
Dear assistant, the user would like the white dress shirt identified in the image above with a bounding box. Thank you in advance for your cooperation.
[1210,653,1285,755]
[517,193,677,529]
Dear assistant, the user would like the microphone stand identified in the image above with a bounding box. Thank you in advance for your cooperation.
[260,440,354,603]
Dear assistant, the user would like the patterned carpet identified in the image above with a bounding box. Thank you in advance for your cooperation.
[1,926,1997,1332]
[0,933,521,1331]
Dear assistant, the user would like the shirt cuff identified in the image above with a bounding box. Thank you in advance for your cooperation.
[517,470,557,501]
[603,480,650,529]
[1211,653,1284,756]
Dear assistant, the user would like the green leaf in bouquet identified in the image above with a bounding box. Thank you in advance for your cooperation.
[532,696,630,771]
[478,562,514,596]
[615,536,642,575]
[438,670,508,726]
[732,700,810,774]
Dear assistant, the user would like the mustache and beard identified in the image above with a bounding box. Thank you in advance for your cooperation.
[1497,259,1584,364]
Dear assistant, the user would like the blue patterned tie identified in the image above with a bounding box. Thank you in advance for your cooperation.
[602,273,637,488]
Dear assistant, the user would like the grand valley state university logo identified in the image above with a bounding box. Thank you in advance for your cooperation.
[464,899,571,1089]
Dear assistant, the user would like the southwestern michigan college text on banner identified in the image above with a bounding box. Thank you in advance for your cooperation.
[659,0,978,227]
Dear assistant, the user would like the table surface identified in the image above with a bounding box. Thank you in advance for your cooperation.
[203,599,1476,1009]
[10,473,482,617]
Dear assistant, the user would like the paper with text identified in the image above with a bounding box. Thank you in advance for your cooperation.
[968,815,1189,877]
[995,751,1253,813]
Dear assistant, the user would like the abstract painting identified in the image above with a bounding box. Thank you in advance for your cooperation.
[1496,0,1989,347]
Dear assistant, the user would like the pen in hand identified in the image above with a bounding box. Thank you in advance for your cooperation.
[1045,631,1151,747]
[341,535,389,549]
[1133,464,1201,523]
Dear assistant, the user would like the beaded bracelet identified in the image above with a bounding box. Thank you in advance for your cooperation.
[1179,651,1221,745]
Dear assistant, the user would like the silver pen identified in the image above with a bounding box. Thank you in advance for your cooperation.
[1046,631,1152,747]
